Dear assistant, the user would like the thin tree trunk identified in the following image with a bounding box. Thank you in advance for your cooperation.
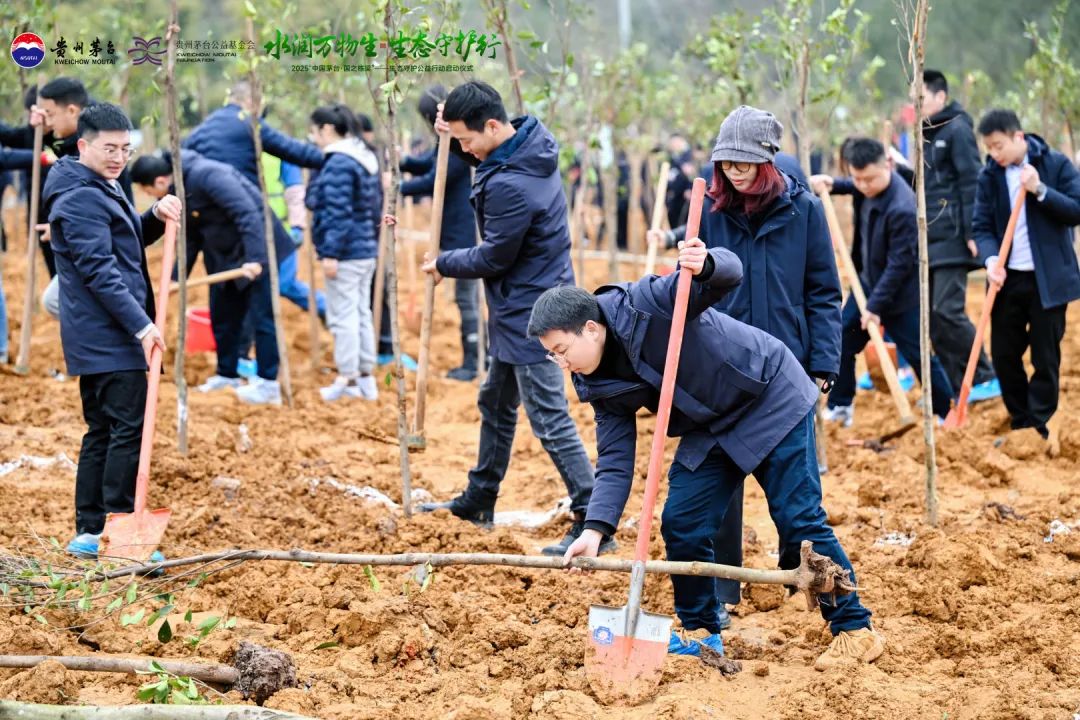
[302,170,321,372]
[165,4,189,455]
[246,17,293,408]
[486,0,524,116]
[382,0,413,516]
[14,79,43,376]
[796,37,812,174]
[0,701,317,720]
[627,152,645,268]
[911,0,938,527]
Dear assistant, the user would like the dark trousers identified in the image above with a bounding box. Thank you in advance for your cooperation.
[662,412,872,635]
[711,486,743,605]
[454,278,480,368]
[373,274,393,356]
[210,274,279,381]
[75,370,146,535]
[831,296,955,417]
[991,271,1066,434]
[930,266,994,389]
[466,358,594,514]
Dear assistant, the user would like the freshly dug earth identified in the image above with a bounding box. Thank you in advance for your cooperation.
[2,198,1080,719]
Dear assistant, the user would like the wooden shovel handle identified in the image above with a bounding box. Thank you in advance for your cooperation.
[169,267,248,293]
[133,220,176,515]
[643,161,671,276]
[818,190,914,425]
[412,132,452,438]
[954,189,1026,409]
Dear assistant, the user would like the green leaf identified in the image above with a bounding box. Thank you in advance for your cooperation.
[224,618,237,629]
[198,616,221,633]
[121,609,146,626]
[77,596,92,612]
[314,641,339,650]
[106,597,124,614]
[362,565,381,592]
[147,604,174,626]
[184,609,193,623]
[244,0,257,18]
[126,583,138,604]
[137,680,165,702]
[149,660,166,674]
[384,372,393,388]
[33,614,47,625]
[158,618,173,644]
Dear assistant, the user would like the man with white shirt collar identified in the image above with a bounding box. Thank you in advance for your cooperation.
[973,109,1080,440]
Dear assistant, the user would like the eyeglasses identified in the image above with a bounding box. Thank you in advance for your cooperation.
[545,333,579,365]
[88,143,134,160]
[720,160,754,173]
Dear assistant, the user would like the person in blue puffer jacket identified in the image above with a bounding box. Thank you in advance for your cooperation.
[306,104,383,402]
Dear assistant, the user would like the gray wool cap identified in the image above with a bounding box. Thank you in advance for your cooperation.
[710,105,784,164]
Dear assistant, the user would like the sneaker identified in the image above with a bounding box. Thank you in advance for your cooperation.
[447,365,478,382]
[320,376,364,402]
[823,404,854,428]
[355,375,378,400]
[235,377,282,406]
[377,353,418,372]
[968,378,1002,404]
[856,372,874,391]
[540,519,617,556]
[418,493,495,527]
[716,606,733,631]
[66,532,101,558]
[237,358,258,379]
[814,627,885,671]
[668,628,725,657]
[197,375,243,393]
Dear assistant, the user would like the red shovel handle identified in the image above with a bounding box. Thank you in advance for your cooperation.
[632,178,707,564]
[952,189,1025,414]
[133,219,177,515]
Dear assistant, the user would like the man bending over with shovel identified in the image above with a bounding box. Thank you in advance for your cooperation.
[43,103,182,559]
[530,237,883,671]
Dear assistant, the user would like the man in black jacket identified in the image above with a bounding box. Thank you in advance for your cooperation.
[918,70,999,401]
[973,110,1080,441]
[42,104,182,558]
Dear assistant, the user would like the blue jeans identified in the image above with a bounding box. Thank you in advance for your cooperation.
[662,411,873,635]
[830,296,955,416]
[278,251,326,316]
[466,358,594,514]
[210,274,279,381]
[0,269,7,358]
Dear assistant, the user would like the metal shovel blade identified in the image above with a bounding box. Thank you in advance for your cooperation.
[585,603,672,705]
[99,508,172,563]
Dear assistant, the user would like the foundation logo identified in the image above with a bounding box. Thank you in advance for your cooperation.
[128,36,166,65]
[11,33,46,69]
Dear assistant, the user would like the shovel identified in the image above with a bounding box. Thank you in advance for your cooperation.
[99,219,177,563]
[585,177,707,705]
[943,189,1025,430]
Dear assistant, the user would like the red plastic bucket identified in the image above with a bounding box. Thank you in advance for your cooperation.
[185,307,216,353]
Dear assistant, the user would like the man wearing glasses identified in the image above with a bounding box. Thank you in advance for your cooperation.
[42,103,182,560]
[417,81,608,557]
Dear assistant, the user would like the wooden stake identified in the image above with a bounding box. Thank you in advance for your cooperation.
[164,5,189,454]
[0,701,317,720]
[302,169,321,373]
[371,190,390,351]
[410,130,452,448]
[246,17,293,408]
[14,80,43,376]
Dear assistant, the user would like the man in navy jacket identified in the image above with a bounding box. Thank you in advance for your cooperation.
[818,138,955,425]
[530,239,882,670]
[417,81,600,557]
[400,85,479,381]
[131,150,290,402]
[973,110,1080,440]
[42,104,182,558]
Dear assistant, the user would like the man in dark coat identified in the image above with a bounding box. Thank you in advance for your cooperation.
[919,70,998,400]
[400,85,480,381]
[530,238,882,670]
[42,104,182,558]
[417,81,601,557]
[819,138,955,425]
[130,150,291,403]
[973,109,1080,441]
[183,81,323,188]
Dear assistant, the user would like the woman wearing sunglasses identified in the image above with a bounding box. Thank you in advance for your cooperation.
[648,106,847,662]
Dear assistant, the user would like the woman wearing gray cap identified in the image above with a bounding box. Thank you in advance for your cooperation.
[651,106,878,671]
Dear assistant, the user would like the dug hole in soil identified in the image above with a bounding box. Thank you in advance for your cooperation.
[2,195,1080,719]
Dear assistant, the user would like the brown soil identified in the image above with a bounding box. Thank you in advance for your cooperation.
[3,196,1080,718]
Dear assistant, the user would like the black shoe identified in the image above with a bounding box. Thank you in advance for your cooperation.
[418,493,494,527]
[541,520,617,556]
[447,365,478,382]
